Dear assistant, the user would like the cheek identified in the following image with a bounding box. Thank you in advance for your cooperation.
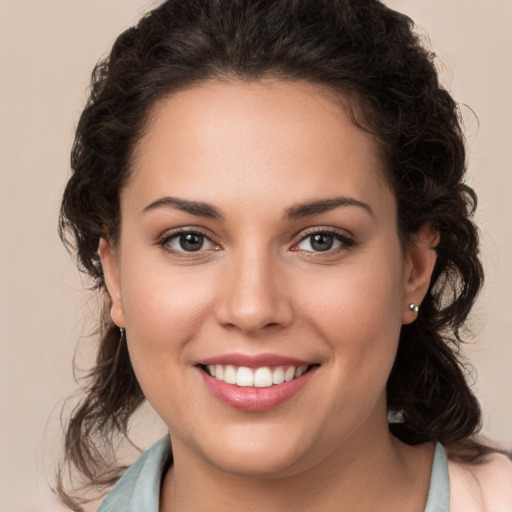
[119,252,217,362]
[120,264,219,424]
[296,249,405,384]
[300,252,404,330]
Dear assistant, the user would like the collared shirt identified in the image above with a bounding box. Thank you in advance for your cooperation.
[98,436,450,511]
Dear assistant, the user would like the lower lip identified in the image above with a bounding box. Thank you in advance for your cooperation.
[199,367,317,412]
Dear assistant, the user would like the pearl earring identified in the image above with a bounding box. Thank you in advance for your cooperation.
[409,304,419,314]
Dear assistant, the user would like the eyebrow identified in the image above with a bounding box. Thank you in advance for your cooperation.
[142,196,224,219]
[284,196,374,219]
[142,195,373,220]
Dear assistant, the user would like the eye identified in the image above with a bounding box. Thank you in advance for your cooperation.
[295,230,354,252]
[160,230,218,253]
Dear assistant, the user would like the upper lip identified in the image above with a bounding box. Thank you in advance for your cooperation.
[197,353,316,368]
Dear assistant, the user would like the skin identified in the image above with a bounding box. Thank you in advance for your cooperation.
[100,80,439,511]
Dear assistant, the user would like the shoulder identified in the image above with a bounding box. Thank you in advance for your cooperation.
[447,452,512,512]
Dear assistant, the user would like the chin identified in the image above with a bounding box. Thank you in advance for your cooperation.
[188,423,315,478]
[209,447,307,478]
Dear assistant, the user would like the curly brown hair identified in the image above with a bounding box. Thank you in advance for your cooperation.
[58,0,488,508]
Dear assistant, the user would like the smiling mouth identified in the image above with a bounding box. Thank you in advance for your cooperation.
[199,364,318,388]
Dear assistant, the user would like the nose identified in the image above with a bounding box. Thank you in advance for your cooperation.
[215,247,294,334]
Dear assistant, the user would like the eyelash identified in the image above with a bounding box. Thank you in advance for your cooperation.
[293,228,356,253]
[157,227,355,256]
[157,228,219,257]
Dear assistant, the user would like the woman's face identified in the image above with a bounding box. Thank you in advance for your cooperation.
[101,80,435,477]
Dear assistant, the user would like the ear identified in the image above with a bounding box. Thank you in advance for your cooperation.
[402,223,439,324]
[98,237,125,328]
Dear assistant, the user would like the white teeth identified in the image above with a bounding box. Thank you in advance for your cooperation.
[236,367,254,387]
[272,366,285,385]
[224,365,237,384]
[284,366,295,382]
[254,367,273,387]
[206,364,311,387]
[295,365,308,378]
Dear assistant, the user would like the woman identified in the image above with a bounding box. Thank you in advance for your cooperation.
[58,0,512,510]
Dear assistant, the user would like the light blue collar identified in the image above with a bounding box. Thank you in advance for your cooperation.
[97,436,171,512]
[424,442,450,511]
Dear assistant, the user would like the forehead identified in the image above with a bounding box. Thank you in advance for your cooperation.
[127,79,394,218]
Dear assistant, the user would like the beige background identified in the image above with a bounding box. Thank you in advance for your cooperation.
[1,1,510,510]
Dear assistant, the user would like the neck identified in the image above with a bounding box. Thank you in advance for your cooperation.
[160,424,434,512]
